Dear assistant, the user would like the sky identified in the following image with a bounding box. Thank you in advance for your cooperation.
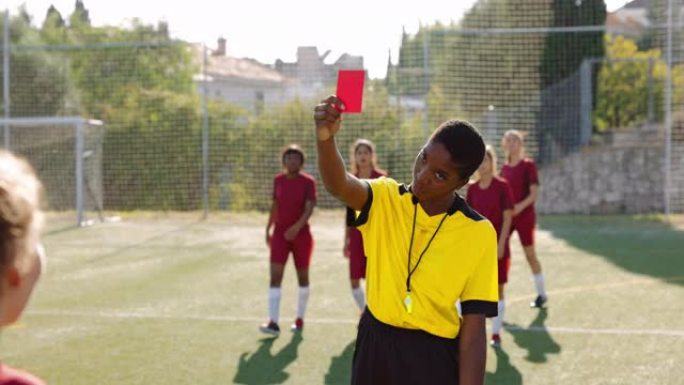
[6,0,631,78]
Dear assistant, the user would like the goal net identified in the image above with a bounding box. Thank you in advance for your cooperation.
[0,117,104,226]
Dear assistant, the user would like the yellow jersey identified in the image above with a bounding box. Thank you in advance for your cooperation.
[352,177,498,339]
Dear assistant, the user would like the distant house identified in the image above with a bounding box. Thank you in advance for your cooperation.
[193,39,364,113]
[192,38,292,114]
[608,0,684,37]
[274,46,364,101]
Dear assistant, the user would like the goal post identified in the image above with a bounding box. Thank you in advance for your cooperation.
[0,117,105,226]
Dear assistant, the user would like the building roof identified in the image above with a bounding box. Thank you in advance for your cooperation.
[623,0,649,9]
[191,44,289,83]
[622,0,683,9]
[606,12,647,35]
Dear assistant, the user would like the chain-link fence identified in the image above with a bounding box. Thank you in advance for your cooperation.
[1,0,682,217]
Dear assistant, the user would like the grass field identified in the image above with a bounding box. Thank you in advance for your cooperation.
[1,211,683,385]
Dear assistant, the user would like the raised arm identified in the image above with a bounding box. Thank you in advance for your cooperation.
[314,96,368,210]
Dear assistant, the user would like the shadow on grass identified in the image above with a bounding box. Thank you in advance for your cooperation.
[233,333,303,385]
[324,341,355,385]
[485,346,523,385]
[538,215,684,286]
[505,308,561,363]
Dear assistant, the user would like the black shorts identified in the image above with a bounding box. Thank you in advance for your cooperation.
[352,308,460,385]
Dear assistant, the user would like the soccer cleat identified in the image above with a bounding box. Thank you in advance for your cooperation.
[259,321,280,336]
[291,318,304,332]
[530,295,548,308]
[490,334,501,348]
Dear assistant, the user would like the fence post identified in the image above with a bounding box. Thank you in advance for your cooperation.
[647,57,654,125]
[76,121,84,226]
[3,10,10,149]
[422,28,430,138]
[579,59,592,146]
[664,0,673,215]
[202,44,209,219]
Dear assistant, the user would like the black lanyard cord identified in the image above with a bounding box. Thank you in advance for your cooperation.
[405,202,450,293]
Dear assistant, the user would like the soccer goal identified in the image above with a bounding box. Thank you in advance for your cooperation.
[0,117,105,227]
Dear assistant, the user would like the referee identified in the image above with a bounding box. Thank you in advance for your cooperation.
[314,96,498,385]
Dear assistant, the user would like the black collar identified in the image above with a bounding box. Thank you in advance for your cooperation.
[399,184,460,216]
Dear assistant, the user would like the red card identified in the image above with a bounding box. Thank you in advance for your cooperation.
[336,70,365,113]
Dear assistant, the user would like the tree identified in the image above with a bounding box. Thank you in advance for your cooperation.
[0,10,70,117]
[41,5,66,44]
[66,22,195,119]
[594,35,666,131]
[69,0,91,29]
[540,0,606,87]
[537,0,606,164]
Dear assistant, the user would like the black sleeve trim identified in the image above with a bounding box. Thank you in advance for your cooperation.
[461,300,498,318]
[349,181,373,227]
[345,207,356,226]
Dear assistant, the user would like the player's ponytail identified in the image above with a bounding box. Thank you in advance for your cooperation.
[0,150,44,281]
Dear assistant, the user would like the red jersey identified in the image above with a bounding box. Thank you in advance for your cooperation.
[500,158,539,216]
[0,364,45,385]
[466,177,514,238]
[273,172,317,231]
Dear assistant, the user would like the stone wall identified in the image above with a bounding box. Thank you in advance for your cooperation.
[537,128,673,214]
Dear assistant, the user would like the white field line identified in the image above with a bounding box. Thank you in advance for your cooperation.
[27,308,684,337]
[27,308,357,325]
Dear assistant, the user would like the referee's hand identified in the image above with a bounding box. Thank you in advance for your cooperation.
[314,95,343,141]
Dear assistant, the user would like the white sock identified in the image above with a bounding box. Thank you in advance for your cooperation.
[297,286,310,319]
[268,287,281,323]
[351,286,366,311]
[534,273,546,297]
[492,300,506,335]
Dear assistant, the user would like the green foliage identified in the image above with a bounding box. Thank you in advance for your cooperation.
[537,0,606,164]
[68,0,91,30]
[392,0,554,129]
[40,6,66,44]
[540,0,606,88]
[65,25,195,118]
[103,89,202,210]
[0,11,71,117]
[594,35,667,131]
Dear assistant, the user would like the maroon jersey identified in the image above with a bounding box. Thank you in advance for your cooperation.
[0,364,45,385]
[501,158,539,216]
[466,177,514,238]
[273,172,317,231]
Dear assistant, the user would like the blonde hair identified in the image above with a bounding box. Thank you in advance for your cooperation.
[473,145,498,182]
[485,145,498,175]
[0,150,44,276]
[350,139,381,175]
[502,130,526,164]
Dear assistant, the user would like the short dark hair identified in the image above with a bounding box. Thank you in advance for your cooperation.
[282,144,305,164]
[430,120,485,180]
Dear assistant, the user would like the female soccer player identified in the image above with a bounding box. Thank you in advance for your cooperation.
[261,145,317,336]
[501,130,547,308]
[344,139,386,312]
[0,150,47,385]
[466,145,514,347]
[315,96,498,385]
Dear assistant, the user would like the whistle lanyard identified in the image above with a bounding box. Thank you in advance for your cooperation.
[404,203,449,314]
